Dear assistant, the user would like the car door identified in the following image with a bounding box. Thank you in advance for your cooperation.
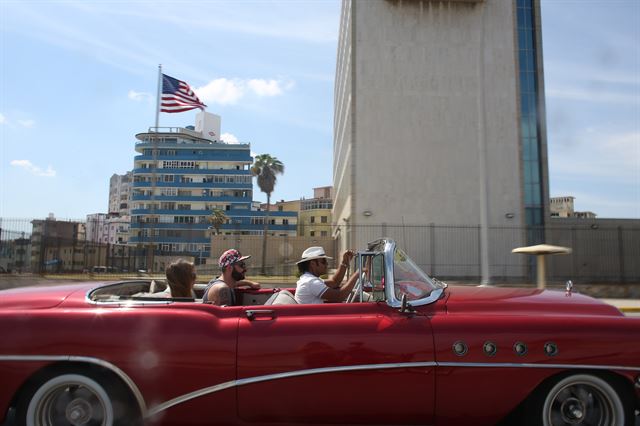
[236,301,436,425]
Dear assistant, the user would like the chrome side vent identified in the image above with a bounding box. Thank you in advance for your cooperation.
[452,341,468,356]
[483,341,497,357]
[513,342,528,356]
[544,342,559,357]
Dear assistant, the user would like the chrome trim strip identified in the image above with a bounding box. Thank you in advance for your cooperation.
[147,362,436,417]
[148,359,640,416]
[0,355,147,414]
[147,381,237,417]
[437,362,640,372]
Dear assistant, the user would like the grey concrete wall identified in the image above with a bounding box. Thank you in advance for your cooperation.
[334,0,528,274]
[351,0,523,228]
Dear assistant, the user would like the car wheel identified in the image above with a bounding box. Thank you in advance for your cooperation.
[18,371,137,426]
[541,374,626,426]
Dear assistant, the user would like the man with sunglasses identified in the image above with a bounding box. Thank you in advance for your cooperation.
[203,249,260,306]
[294,247,360,304]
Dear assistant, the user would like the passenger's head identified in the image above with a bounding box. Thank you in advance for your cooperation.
[296,246,331,276]
[219,249,251,281]
[165,259,196,298]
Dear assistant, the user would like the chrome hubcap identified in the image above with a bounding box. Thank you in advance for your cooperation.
[549,383,614,426]
[560,397,585,424]
[65,397,93,425]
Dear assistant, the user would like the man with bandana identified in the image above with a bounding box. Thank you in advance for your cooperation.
[203,249,260,305]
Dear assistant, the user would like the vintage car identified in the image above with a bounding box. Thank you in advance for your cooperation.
[1,238,639,426]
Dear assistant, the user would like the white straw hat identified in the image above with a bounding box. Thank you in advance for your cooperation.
[296,246,333,264]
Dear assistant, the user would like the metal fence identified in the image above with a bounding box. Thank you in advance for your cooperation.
[1,217,638,284]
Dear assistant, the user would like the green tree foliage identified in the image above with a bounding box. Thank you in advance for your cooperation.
[251,154,284,274]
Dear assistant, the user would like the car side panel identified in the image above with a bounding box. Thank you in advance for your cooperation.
[431,313,640,425]
[237,302,436,425]
[0,303,240,424]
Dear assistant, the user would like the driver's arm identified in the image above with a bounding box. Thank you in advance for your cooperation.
[321,270,361,303]
[324,250,354,288]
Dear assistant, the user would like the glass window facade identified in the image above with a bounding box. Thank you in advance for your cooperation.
[517,0,545,243]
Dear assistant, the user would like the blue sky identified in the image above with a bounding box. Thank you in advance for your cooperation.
[0,0,638,220]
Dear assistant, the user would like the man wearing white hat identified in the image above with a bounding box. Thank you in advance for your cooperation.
[295,247,359,304]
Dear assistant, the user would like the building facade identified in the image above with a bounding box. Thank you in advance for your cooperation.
[109,172,132,216]
[30,215,86,272]
[333,0,549,279]
[299,186,333,238]
[129,112,297,265]
[550,196,597,219]
[86,213,131,245]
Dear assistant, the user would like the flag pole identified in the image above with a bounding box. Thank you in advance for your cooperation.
[148,64,162,273]
[155,64,162,130]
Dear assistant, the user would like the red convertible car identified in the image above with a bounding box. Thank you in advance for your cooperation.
[1,238,639,426]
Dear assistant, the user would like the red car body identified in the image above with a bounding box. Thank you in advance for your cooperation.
[1,239,639,426]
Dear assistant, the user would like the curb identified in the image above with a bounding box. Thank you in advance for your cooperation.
[619,307,640,313]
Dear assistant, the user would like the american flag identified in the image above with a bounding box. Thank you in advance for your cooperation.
[161,74,207,113]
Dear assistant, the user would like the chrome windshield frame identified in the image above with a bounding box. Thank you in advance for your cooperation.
[365,238,445,309]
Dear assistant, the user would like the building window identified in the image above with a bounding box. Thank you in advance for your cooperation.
[310,216,315,224]
[321,231,328,237]
[310,231,315,237]
[320,216,328,224]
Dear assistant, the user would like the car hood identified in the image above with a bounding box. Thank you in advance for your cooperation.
[443,285,623,317]
[0,283,93,309]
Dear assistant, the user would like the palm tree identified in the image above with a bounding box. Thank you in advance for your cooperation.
[251,154,284,274]
[207,208,228,236]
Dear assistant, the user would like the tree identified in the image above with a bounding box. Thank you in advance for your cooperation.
[208,208,228,236]
[251,154,284,275]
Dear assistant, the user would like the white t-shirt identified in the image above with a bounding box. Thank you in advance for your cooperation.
[295,272,328,304]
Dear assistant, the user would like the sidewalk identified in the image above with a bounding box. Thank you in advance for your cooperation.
[602,298,640,313]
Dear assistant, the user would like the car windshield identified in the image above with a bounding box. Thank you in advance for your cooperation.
[393,248,441,301]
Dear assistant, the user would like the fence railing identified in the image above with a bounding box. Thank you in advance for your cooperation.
[1,218,638,284]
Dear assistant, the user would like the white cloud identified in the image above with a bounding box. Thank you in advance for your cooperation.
[0,113,5,124]
[17,119,35,128]
[221,133,239,144]
[128,90,152,102]
[195,78,292,106]
[248,79,283,97]
[10,160,56,177]
[196,78,244,105]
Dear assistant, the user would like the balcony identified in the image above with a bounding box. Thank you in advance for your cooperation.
[131,195,251,204]
[131,181,251,190]
[134,152,252,162]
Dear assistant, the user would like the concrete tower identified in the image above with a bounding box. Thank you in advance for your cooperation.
[333,0,549,279]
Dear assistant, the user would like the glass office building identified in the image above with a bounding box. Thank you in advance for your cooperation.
[517,0,549,244]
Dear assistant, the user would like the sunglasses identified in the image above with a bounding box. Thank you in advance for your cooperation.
[234,261,247,269]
